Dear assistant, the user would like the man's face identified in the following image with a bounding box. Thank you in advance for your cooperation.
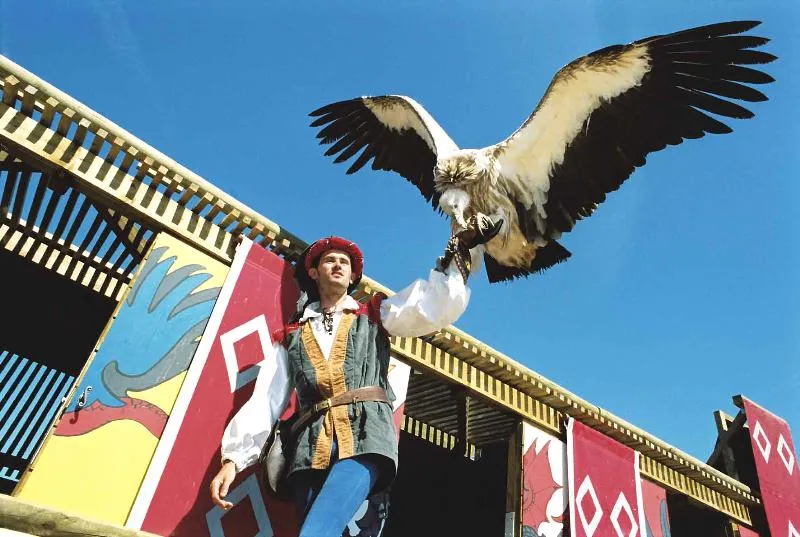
[308,249,354,293]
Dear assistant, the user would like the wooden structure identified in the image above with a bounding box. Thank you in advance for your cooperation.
[0,53,788,537]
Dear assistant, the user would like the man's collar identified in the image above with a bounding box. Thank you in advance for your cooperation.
[299,295,360,323]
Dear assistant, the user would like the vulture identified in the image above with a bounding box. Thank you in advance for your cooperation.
[309,21,776,282]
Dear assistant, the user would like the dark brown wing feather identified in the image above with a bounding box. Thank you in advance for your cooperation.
[310,96,458,209]
[491,20,776,242]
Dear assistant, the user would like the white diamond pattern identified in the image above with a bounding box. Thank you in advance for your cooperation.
[789,520,799,537]
[205,474,273,537]
[575,476,603,537]
[777,434,796,476]
[609,492,638,537]
[219,315,273,392]
[753,421,772,463]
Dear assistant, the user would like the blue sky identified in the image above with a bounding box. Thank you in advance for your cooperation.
[3,0,798,462]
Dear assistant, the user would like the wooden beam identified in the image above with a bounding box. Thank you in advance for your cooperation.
[454,388,471,458]
[0,494,161,537]
[0,217,128,299]
[506,422,523,537]
[707,410,746,480]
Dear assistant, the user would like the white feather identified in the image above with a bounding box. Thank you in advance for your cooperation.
[490,45,651,216]
[364,96,459,158]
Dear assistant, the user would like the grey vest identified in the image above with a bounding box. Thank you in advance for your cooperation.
[279,297,398,489]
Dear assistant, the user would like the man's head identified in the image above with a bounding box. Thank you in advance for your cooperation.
[309,248,354,293]
[300,236,364,297]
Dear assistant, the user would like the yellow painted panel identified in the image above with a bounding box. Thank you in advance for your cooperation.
[129,373,187,418]
[17,420,158,522]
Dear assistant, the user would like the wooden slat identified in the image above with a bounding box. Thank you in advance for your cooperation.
[0,167,20,219]
[27,185,61,262]
[640,454,751,524]
[401,414,478,459]
[1,75,19,107]
[0,219,128,299]
[77,219,113,284]
[40,97,59,129]
[40,188,79,268]
[50,197,91,274]
[23,172,47,232]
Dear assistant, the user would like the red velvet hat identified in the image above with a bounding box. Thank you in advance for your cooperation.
[304,236,364,283]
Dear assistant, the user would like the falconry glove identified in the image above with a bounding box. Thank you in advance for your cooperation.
[436,214,503,282]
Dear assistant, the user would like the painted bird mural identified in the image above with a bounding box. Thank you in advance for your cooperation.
[309,21,776,282]
[60,246,219,437]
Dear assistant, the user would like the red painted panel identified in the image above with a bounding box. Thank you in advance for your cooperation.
[139,240,300,537]
[737,525,761,537]
[567,419,645,537]
[640,478,670,537]
[742,397,800,537]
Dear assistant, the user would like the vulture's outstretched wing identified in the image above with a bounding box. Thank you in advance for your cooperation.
[489,20,776,241]
[309,96,459,208]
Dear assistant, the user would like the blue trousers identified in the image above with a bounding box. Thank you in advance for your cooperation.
[292,455,379,537]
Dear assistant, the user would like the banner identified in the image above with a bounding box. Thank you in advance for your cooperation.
[741,397,800,537]
[128,238,411,537]
[737,526,761,537]
[639,478,670,537]
[522,423,567,537]
[567,418,645,537]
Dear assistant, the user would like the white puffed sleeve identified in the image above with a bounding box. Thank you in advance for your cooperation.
[380,262,470,338]
[220,340,292,472]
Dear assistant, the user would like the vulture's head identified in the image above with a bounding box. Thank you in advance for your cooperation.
[435,150,499,229]
[438,188,471,229]
[434,150,496,190]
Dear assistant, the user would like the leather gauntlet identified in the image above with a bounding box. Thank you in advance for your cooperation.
[436,214,503,282]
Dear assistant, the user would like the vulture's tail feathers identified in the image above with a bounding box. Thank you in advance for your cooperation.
[531,240,572,273]
[484,241,572,283]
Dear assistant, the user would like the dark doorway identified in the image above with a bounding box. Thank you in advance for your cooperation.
[385,431,509,536]
[0,249,116,493]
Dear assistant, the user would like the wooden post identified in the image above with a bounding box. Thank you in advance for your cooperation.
[0,494,163,537]
[706,410,745,481]
[505,420,523,537]
[454,387,471,458]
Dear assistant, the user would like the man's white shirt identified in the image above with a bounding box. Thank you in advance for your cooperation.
[220,264,469,471]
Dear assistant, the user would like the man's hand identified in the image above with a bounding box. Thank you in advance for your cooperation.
[436,213,503,281]
[458,213,504,249]
[209,461,237,510]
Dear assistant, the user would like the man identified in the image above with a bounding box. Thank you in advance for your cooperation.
[210,215,500,536]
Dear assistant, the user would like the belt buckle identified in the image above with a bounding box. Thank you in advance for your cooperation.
[314,398,332,412]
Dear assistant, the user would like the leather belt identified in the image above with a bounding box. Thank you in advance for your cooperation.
[289,386,390,438]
